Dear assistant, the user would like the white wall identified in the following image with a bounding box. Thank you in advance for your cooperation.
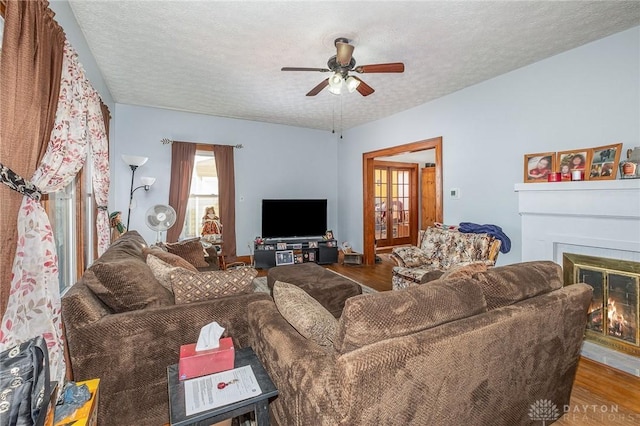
[113,104,338,251]
[338,26,640,265]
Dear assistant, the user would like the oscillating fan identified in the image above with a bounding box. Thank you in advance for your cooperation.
[145,204,177,243]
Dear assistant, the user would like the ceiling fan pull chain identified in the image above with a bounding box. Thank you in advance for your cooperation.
[340,95,343,139]
[332,95,336,134]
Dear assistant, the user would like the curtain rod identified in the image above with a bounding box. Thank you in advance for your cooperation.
[161,138,243,149]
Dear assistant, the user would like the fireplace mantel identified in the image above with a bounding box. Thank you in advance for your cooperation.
[515,179,640,376]
[515,180,640,219]
[515,180,640,261]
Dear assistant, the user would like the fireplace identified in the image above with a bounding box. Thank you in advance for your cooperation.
[564,253,639,357]
[516,179,640,376]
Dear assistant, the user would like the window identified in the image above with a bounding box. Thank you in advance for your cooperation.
[45,165,94,295]
[181,150,219,239]
[49,180,78,293]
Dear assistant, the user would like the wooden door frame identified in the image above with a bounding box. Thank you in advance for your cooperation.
[363,137,443,265]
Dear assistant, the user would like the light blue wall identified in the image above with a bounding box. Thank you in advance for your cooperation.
[48,0,638,263]
[338,26,640,265]
[49,1,114,110]
[113,105,338,250]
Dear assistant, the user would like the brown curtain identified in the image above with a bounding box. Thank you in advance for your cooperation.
[0,0,65,319]
[167,142,196,242]
[213,144,237,261]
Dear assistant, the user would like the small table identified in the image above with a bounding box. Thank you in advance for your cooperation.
[167,347,278,426]
[343,252,363,265]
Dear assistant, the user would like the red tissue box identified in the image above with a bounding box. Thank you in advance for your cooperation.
[178,337,235,380]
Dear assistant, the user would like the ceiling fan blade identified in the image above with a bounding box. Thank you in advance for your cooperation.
[336,42,355,66]
[306,79,329,96]
[353,76,375,96]
[282,67,330,72]
[354,62,405,73]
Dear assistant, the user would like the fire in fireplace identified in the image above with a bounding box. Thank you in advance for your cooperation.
[564,253,639,357]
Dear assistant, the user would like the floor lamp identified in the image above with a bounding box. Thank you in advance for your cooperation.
[122,155,155,231]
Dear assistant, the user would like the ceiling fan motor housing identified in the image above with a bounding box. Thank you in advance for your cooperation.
[327,56,356,77]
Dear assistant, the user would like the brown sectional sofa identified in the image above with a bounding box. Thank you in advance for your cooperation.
[61,231,271,426]
[62,231,592,426]
[248,261,592,425]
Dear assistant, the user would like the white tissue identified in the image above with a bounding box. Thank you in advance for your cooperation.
[195,321,225,351]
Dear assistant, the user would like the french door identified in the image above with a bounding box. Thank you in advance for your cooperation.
[373,161,418,248]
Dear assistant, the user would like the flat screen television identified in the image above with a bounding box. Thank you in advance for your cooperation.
[262,199,327,239]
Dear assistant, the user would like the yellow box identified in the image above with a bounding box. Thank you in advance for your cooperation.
[54,378,100,426]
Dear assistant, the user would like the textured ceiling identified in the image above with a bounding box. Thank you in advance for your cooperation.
[68,1,640,132]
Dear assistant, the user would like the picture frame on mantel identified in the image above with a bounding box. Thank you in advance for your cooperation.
[524,152,555,183]
[557,149,590,181]
[587,143,622,180]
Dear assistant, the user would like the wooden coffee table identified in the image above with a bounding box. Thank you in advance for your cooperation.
[167,347,278,426]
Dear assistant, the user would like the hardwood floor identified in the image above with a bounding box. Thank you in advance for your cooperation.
[324,252,640,425]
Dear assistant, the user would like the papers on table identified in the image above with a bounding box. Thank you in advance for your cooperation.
[183,365,262,416]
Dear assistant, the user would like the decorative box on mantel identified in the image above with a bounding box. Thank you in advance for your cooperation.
[515,179,640,376]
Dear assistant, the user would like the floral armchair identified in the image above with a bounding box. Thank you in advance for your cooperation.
[391,226,501,290]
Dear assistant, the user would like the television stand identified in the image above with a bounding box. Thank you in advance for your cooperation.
[254,238,338,269]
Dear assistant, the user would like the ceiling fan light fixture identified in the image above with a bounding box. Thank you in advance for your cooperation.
[328,85,342,95]
[346,76,360,93]
[328,72,343,88]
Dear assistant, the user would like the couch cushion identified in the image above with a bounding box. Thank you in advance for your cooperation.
[99,230,147,263]
[170,266,257,304]
[272,281,338,350]
[334,278,487,354]
[62,270,113,324]
[86,257,174,312]
[142,247,199,272]
[391,246,431,268]
[164,238,209,268]
[471,260,563,310]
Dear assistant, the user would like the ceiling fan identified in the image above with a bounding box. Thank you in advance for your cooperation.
[282,37,405,97]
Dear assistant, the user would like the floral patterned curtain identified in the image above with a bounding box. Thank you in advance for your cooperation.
[0,41,110,384]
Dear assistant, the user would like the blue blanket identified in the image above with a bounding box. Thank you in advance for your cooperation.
[458,222,511,254]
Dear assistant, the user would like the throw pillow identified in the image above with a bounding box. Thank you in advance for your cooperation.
[440,261,491,281]
[146,253,188,292]
[87,258,174,313]
[164,238,209,268]
[272,281,338,350]
[170,266,258,304]
[142,247,198,272]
